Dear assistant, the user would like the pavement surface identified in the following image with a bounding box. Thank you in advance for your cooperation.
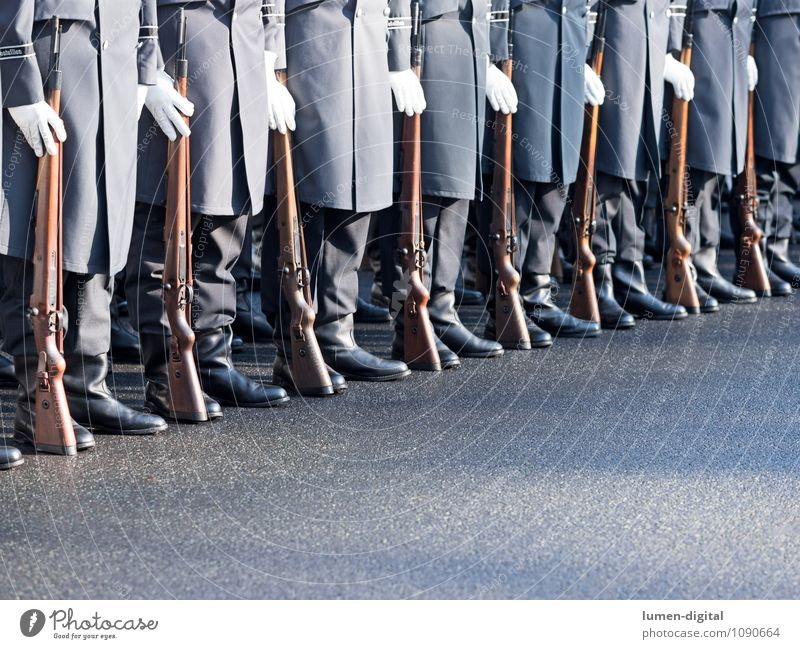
[1,248,799,600]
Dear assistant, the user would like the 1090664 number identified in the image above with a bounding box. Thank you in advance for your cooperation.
[732,627,781,638]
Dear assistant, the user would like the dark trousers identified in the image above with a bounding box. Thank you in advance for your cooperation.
[377,196,470,305]
[592,172,648,266]
[261,204,372,328]
[684,169,722,274]
[125,202,247,336]
[756,155,799,242]
[0,255,111,358]
[514,179,569,281]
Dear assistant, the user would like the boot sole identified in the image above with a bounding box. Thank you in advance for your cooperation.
[600,321,635,330]
[336,368,412,382]
[212,395,291,407]
[273,375,337,398]
[85,424,168,436]
[14,431,92,452]
[0,457,25,470]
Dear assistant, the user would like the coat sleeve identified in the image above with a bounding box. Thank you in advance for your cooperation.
[138,0,159,85]
[489,0,511,62]
[0,1,44,107]
[667,0,685,54]
[387,0,412,72]
[263,0,286,68]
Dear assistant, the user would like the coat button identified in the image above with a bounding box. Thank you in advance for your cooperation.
[732,15,738,23]
[356,7,363,17]
[562,5,567,13]
[649,10,654,18]
[102,40,109,50]
[232,10,237,19]
[383,7,390,16]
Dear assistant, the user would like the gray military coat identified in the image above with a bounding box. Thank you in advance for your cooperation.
[412,0,489,199]
[490,0,588,186]
[273,0,410,214]
[136,0,269,217]
[0,0,158,275]
[753,0,800,164]
[595,0,672,182]
[685,0,753,177]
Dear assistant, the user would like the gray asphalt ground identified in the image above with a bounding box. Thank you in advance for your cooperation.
[1,246,799,600]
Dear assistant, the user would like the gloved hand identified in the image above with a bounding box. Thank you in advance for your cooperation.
[389,68,426,117]
[747,55,758,91]
[663,53,695,101]
[7,101,67,157]
[264,51,296,133]
[143,70,194,141]
[486,57,518,114]
[584,63,605,106]
[137,84,148,119]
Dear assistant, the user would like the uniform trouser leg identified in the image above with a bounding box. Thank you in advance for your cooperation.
[125,202,246,337]
[514,179,568,290]
[685,169,721,277]
[756,156,800,283]
[593,172,648,268]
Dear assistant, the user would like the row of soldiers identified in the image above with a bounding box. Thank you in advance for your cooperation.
[1,0,798,471]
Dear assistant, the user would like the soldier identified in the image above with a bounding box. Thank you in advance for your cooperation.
[679,0,760,303]
[753,0,800,287]
[0,1,169,453]
[485,0,605,336]
[262,0,417,382]
[591,0,690,322]
[378,0,522,365]
[128,0,290,419]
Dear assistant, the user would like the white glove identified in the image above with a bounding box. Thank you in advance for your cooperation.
[389,68,426,117]
[747,55,758,91]
[584,63,605,106]
[7,101,67,157]
[137,84,148,119]
[143,69,194,141]
[264,51,296,134]
[663,53,695,101]
[486,58,518,114]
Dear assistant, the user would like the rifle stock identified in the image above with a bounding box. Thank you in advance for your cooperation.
[273,71,334,395]
[732,41,770,294]
[397,4,440,371]
[662,4,700,310]
[163,10,208,421]
[569,1,607,324]
[490,16,531,351]
[29,17,76,455]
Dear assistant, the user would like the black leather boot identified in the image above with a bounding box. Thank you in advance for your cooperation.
[0,353,16,388]
[391,315,460,370]
[0,444,23,470]
[595,264,635,329]
[611,261,688,320]
[767,267,793,296]
[454,285,484,306]
[765,238,800,285]
[483,314,553,349]
[354,296,391,324]
[196,327,290,406]
[13,357,95,452]
[110,295,141,363]
[693,283,720,314]
[316,315,411,381]
[429,290,504,358]
[523,274,601,337]
[64,354,168,435]
[139,333,223,422]
[233,279,274,343]
[695,246,757,303]
[370,281,390,308]
[269,309,342,396]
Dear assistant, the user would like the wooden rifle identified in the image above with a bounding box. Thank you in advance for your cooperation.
[568,0,608,323]
[732,3,770,295]
[29,18,76,455]
[163,10,208,421]
[273,71,334,395]
[489,9,530,350]
[397,0,441,370]
[662,0,700,310]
